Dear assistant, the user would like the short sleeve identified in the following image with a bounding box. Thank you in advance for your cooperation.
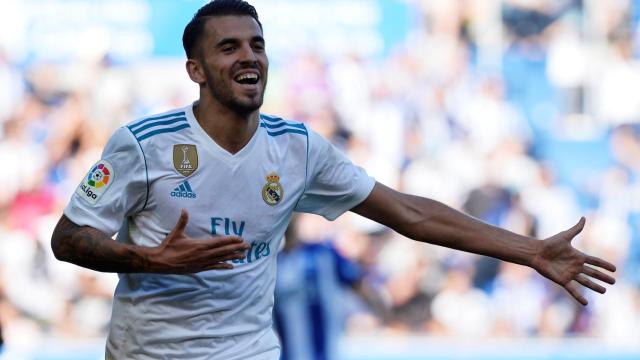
[294,130,375,220]
[64,126,147,236]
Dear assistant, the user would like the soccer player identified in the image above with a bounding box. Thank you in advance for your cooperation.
[274,215,387,360]
[50,0,616,359]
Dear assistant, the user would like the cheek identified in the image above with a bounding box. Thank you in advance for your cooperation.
[260,60,269,80]
[204,59,230,77]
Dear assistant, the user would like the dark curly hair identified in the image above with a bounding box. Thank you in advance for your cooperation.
[182,0,262,59]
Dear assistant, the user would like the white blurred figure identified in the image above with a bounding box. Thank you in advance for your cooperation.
[586,215,640,347]
[458,77,531,155]
[521,165,581,238]
[328,54,372,135]
[376,235,433,332]
[490,263,546,336]
[0,214,61,347]
[0,52,24,129]
[483,138,539,198]
[349,59,407,187]
[0,119,47,208]
[430,256,492,337]
[595,30,640,126]
[402,154,472,209]
[490,190,545,336]
[597,166,634,220]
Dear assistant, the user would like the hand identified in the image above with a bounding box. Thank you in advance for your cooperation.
[531,217,616,305]
[143,209,250,273]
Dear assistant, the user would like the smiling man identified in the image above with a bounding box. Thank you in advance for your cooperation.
[50,1,617,359]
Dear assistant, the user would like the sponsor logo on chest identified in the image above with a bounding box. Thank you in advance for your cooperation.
[171,180,197,198]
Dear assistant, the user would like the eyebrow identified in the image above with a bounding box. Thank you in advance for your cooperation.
[216,36,265,48]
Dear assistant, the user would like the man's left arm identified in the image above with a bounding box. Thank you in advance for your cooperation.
[351,182,617,305]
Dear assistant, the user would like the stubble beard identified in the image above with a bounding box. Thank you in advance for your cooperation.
[204,68,266,117]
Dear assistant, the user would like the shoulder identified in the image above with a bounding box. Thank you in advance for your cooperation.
[259,114,308,138]
[257,113,338,154]
[124,107,190,143]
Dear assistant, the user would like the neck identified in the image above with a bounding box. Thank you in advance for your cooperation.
[193,97,259,154]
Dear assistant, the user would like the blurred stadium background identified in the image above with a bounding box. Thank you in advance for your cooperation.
[1,0,640,359]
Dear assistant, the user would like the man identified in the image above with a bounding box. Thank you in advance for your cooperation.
[51,0,616,359]
[274,215,387,360]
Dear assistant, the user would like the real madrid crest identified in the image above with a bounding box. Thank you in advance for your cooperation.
[173,144,198,176]
[262,172,283,206]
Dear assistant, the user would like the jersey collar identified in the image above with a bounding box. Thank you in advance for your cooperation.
[185,102,261,165]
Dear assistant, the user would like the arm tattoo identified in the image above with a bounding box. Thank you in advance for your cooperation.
[51,215,149,273]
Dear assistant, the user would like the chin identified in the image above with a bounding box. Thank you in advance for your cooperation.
[233,96,264,112]
[207,82,264,114]
[229,101,262,115]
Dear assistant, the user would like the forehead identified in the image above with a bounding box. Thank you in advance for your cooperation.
[202,15,263,43]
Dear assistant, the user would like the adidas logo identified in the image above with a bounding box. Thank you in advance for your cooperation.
[171,180,197,199]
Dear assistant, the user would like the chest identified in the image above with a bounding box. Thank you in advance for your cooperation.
[142,134,307,242]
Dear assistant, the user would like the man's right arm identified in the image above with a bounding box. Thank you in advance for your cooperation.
[51,214,151,272]
[51,210,249,273]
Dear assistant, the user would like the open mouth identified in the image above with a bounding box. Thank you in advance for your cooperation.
[234,73,259,85]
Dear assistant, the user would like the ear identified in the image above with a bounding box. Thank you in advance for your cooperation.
[186,58,206,85]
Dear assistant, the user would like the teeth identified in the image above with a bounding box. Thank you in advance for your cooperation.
[236,73,258,81]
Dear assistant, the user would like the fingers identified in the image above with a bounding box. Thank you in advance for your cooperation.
[171,209,189,236]
[201,237,249,253]
[206,242,250,259]
[567,262,616,303]
[190,237,249,265]
[203,236,247,249]
[206,263,234,270]
[565,217,586,241]
[585,255,617,273]
[179,254,244,273]
[209,245,246,262]
[201,244,249,271]
[582,265,615,285]
[179,262,236,272]
[575,274,606,294]
[564,281,588,306]
[200,250,247,271]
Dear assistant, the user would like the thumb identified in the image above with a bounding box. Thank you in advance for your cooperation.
[169,209,189,238]
[565,216,586,242]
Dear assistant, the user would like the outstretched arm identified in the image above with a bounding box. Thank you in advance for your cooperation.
[51,210,249,273]
[351,182,616,305]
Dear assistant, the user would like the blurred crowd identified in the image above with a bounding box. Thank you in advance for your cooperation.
[1,0,640,351]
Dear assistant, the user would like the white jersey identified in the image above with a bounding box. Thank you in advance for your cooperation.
[64,103,375,360]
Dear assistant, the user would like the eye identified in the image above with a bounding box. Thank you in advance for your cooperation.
[221,45,236,53]
[253,43,265,52]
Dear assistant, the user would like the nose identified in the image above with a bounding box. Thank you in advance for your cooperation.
[238,43,258,64]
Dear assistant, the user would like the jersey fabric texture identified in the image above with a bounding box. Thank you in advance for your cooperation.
[63,103,375,360]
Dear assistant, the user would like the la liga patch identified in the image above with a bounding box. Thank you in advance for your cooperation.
[76,160,114,205]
